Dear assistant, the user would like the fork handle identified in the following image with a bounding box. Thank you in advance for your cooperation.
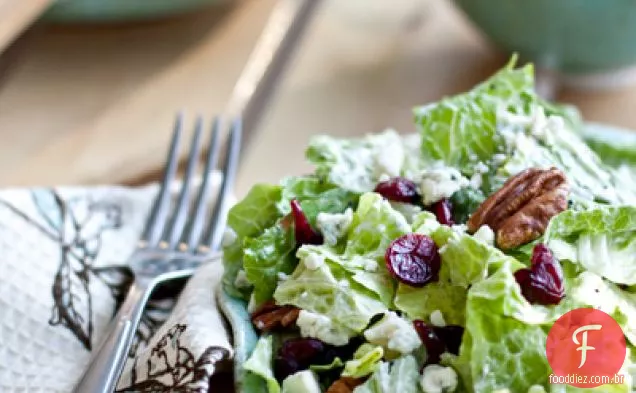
[72,281,152,393]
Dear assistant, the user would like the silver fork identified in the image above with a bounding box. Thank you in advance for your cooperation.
[72,114,242,393]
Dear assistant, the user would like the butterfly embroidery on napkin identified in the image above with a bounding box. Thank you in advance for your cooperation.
[0,189,130,350]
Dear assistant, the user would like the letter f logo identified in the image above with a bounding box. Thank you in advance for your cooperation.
[572,324,602,368]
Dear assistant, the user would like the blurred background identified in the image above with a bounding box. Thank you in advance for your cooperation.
[1,0,636,197]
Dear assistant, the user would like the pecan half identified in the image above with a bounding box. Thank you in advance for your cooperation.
[251,301,300,332]
[467,167,569,249]
[326,377,364,393]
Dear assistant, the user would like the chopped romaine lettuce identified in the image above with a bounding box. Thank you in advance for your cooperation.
[342,344,384,379]
[453,262,553,393]
[274,255,386,333]
[223,184,283,298]
[244,224,296,305]
[281,370,321,393]
[394,227,524,325]
[277,175,358,227]
[244,335,281,393]
[580,123,636,167]
[295,244,394,307]
[449,187,486,225]
[353,355,421,393]
[415,56,534,174]
[309,357,344,372]
[497,111,636,207]
[545,206,636,285]
[306,130,410,193]
[344,192,411,262]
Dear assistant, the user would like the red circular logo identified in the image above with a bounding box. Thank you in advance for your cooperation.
[546,308,627,388]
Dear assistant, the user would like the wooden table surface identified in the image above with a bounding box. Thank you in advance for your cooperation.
[1,0,636,198]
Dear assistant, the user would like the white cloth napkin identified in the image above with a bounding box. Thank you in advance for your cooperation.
[0,184,233,392]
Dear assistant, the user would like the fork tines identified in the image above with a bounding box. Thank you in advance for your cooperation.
[140,114,242,254]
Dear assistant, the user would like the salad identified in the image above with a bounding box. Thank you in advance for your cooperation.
[221,57,636,393]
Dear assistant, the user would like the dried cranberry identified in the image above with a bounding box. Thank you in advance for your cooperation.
[514,244,565,305]
[433,325,464,355]
[430,198,455,226]
[414,320,446,364]
[279,338,325,366]
[290,199,323,246]
[374,177,421,204]
[274,338,326,381]
[274,356,300,381]
[385,233,441,287]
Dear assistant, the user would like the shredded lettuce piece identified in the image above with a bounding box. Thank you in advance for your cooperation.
[244,224,296,304]
[306,130,413,193]
[342,344,384,379]
[353,355,421,393]
[344,192,411,262]
[414,56,534,174]
[223,184,283,298]
[244,335,281,393]
[277,176,358,227]
[545,206,636,285]
[394,227,524,325]
[580,123,636,167]
[274,255,385,333]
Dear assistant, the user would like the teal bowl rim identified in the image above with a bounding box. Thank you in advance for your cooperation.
[42,0,232,23]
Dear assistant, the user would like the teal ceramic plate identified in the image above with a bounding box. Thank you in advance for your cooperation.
[216,122,636,392]
[44,0,233,23]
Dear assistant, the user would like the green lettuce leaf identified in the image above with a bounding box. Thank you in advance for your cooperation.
[580,123,636,168]
[568,271,636,346]
[498,118,636,206]
[309,357,344,372]
[223,184,283,298]
[545,206,636,285]
[414,56,534,173]
[394,227,524,325]
[277,175,358,227]
[453,261,636,393]
[449,187,486,225]
[353,355,421,393]
[306,130,409,193]
[244,224,296,304]
[342,344,385,379]
[344,192,411,262]
[452,262,552,393]
[244,335,281,393]
[274,254,386,333]
[294,245,394,307]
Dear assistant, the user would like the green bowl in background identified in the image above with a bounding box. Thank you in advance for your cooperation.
[44,0,233,23]
[453,0,636,75]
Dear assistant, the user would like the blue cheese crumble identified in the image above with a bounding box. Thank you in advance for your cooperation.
[317,208,353,246]
[296,310,353,346]
[420,364,458,393]
[418,166,470,205]
[363,311,421,355]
